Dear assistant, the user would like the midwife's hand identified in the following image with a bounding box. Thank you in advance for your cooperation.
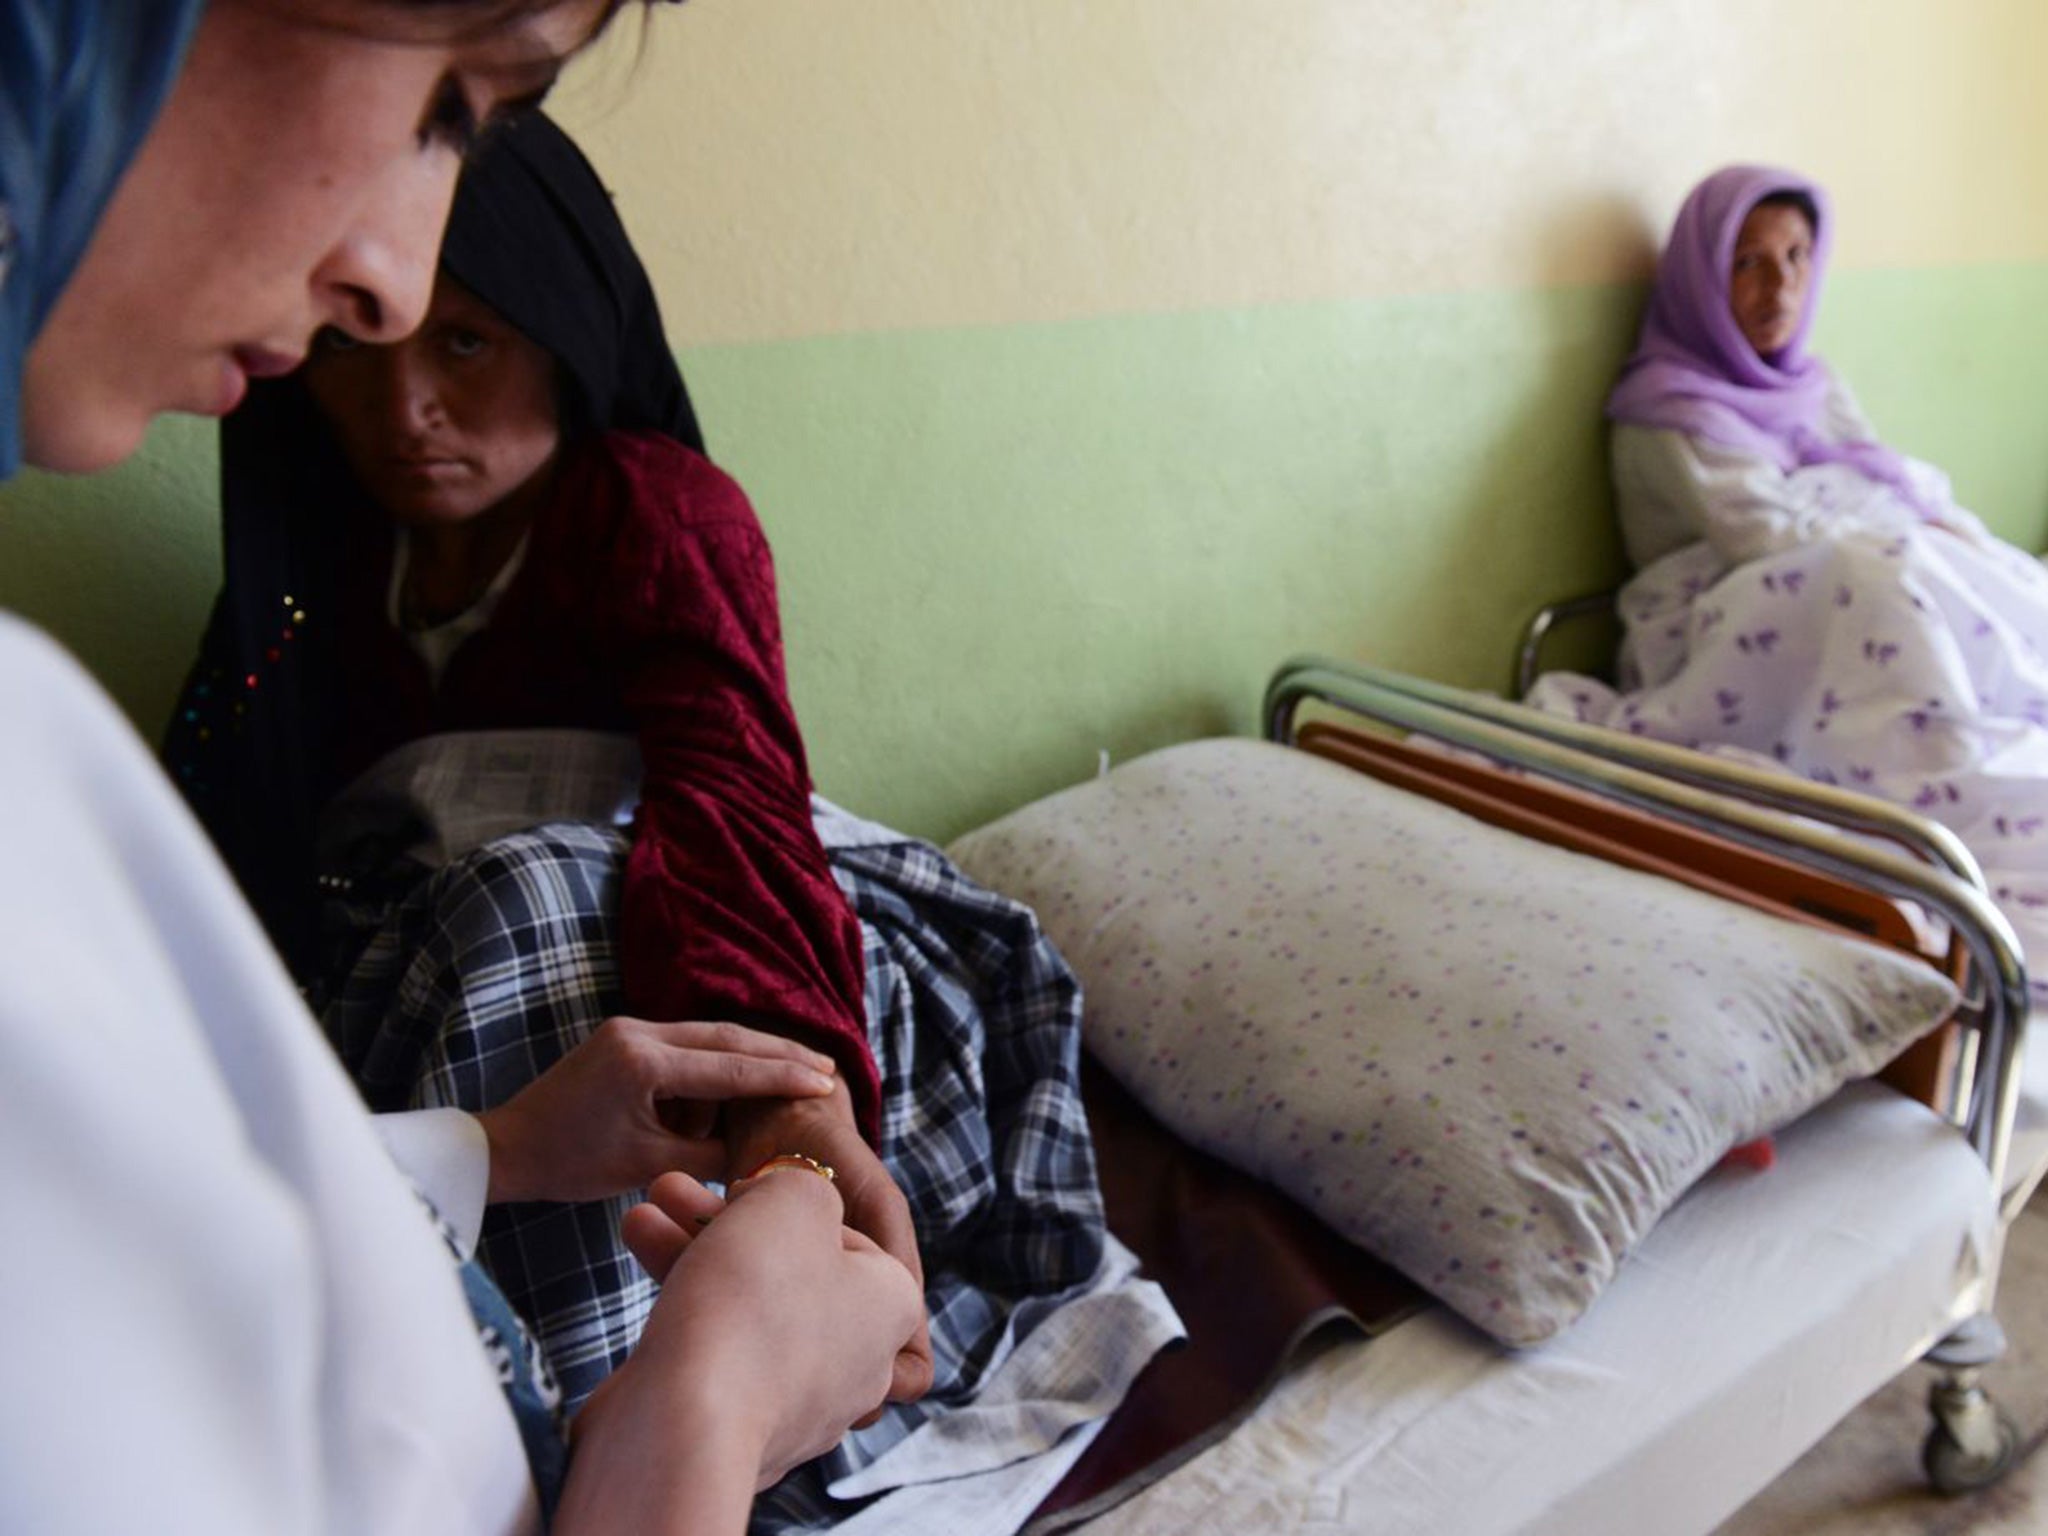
[559,1168,923,1535]
[476,1017,838,1205]
[723,1077,935,1404]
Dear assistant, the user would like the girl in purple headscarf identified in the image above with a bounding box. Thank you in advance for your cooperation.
[1530,165,2048,999]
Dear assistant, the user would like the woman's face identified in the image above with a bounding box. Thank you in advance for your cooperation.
[303,274,564,528]
[1727,202,1816,358]
[19,0,610,474]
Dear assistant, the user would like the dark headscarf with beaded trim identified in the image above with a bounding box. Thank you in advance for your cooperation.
[164,112,704,974]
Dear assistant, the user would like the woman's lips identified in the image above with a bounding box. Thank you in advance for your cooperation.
[390,456,469,479]
[209,357,249,416]
[232,345,305,380]
[207,346,307,416]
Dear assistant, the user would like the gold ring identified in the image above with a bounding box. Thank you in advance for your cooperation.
[741,1152,837,1184]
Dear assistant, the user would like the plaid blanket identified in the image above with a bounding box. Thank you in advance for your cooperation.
[323,812,1115,1530]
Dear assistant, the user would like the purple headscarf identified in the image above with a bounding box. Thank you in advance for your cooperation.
[1606,164,1925,505]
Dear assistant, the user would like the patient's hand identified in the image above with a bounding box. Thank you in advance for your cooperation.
[476,1017,838,1205]
[723,1078,935,1405]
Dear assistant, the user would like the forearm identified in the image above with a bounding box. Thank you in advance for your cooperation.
[555,1378,760,1536]
[623,794,880,1140]
[617,500,880,1136]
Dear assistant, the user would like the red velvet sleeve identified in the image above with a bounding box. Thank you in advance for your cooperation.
[592,435,880,1140]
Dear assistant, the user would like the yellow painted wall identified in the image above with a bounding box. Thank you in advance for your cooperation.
[555,0,2048,343]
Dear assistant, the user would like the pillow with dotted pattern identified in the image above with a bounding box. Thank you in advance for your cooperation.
[947,737,1957,1346]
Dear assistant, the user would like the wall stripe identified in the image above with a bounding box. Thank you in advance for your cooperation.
[697,263,2048,838]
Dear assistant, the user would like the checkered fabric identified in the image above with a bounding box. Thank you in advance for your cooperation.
[325,823,656,1410]
[321,820,1109,1531]
[756,836,1108,1532]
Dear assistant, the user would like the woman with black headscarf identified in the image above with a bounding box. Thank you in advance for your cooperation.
[172,110,875,1089]
[167,105,915,1371]
[165,112,1147,1527]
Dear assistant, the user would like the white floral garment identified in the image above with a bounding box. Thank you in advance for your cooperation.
[1530,424,2048,1000]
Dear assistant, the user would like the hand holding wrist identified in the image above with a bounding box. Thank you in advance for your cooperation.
[474,1016,837,1207]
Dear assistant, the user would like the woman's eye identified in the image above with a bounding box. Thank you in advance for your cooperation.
[316,326,363,355]
[417,76,482,156]
[446,330,487,359]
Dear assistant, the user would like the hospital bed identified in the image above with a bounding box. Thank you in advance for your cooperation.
[948,654,2031,1535]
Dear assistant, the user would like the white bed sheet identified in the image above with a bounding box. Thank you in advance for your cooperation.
[1080,1080,1998,1536]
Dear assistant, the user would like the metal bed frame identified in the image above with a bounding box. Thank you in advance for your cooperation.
[1514,588,1620,701]
[1263,653,2032,1494]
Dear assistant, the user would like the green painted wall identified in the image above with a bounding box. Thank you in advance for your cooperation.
[0,413,220,751]
[5,264,2048,841]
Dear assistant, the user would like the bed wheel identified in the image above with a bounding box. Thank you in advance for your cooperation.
[1922,1388,2021,1495]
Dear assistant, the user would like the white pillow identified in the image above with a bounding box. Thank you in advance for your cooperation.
[949,738,1957,1345]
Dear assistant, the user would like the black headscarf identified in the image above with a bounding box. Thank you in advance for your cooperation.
[164,112,704,974]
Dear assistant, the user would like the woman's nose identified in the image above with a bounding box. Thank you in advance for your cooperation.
[313,153,461,345]
[369,351,441,435]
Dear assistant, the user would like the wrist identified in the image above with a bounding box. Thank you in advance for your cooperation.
[477,1103,536,1205]
[726,1076,849,1148]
